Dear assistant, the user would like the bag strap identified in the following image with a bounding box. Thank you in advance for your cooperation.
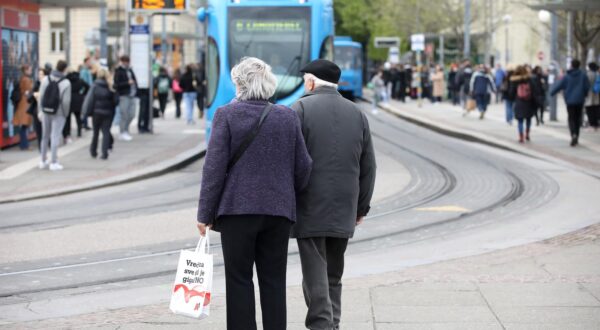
[195,228,210,254]
[226,103,273,173]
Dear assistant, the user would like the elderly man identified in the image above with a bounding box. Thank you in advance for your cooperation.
[291,59,377,330]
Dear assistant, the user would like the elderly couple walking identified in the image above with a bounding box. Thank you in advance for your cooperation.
[196,57,377,330]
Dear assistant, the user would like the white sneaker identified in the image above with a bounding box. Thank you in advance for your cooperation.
[49,163,64,171]
[119,133,133,141]
[38,160,50,169]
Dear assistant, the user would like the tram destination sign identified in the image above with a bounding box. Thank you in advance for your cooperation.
[233,19,305,33]
[129,0,188,13]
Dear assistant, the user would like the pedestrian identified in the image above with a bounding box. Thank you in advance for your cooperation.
[448,64,459,106]
[494,63,506,103]
[290,59,377,330]
[396,64,407,102]
[551,59,591,146]
[510,65,536,143]
[64,67,90,139]
[13,65,34,150]
[113,55,138,141]
[196,57,312,330]
[82,68,118,160]
[172,68,184,119]
[79,57,94,131]
[27,69,45,149]
[456,60,474,109]
[470,64,496,119]
[431,65,445,103]
[154,67,171,118]
[382,62,392,103]
[501,67,515,125]
[531,66,548,126]
[421,66,433,102]
[39,59,71,171]
[585,62,600,130]
[180,64,198,125]
[196,62,206,119]
[370,70,385,113]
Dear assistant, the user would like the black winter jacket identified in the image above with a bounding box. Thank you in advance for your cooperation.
[509,74,536,120]
[113,66,138,96]
[82,79,119,117]
[67,72,90,114]
[290,86,377,239]
[180,71,199,93]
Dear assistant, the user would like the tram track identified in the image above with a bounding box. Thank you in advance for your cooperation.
[0,101,556,298]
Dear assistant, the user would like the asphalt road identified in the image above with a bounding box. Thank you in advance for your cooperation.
[1,101,599,323]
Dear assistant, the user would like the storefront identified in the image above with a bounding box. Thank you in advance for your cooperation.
[1,1,40,148]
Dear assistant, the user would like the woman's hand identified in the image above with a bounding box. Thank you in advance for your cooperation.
[197,222,212,236]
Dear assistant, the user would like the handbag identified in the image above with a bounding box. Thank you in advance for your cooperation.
[212,103,273,225]
[169,230,213,319]
[466,98,476,111]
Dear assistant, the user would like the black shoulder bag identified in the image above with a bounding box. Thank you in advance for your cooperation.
[211,103,273,226]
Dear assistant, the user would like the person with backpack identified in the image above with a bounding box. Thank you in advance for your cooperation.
[469,64,496,119]
[509,65,536,143]
[38,60,71,171]
[12,65,34,150]
[154,67,171,118]
[551,59,591,146]
[172,69,184,118]
[585,62,599,130]
[82,68,118,160]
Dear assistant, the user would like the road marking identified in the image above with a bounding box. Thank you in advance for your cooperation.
[415,205,471,212]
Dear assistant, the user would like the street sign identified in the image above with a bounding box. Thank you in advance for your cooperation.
[411,34,425,52]
[388,47,400,64]
[375,37,400,48]
[130,14,151,88]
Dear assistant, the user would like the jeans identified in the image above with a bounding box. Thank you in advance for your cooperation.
[183,92,197,123]
[19,125,29,150]
[218,215,291,330]
[90,113,113,158]
[474,94,488,112]
[504,100,514,123]
[157,93,168,116]
[118,96,136,134]
[567,104,584,138]
[517,118,532,134]
[41,114,66,164]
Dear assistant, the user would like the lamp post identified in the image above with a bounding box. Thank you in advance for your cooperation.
[539,10,558,122]
[502,14,511,66]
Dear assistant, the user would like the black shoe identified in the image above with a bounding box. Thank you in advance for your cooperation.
[91,152,97,159]
[100,154,108,160]
[570,137,578,147]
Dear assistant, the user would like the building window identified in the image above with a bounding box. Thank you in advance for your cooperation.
[50,29,64,52]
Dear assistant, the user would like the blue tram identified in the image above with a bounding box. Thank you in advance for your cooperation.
[197,0,334,139]
[334,36,363,100]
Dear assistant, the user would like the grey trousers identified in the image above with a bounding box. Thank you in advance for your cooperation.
[119,96,136,133]
[41,114,66,164]
[297,237,349,330]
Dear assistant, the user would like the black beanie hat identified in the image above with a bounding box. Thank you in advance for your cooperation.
[299,59,341,84]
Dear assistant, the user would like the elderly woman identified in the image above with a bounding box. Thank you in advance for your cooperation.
[196,57,312,330]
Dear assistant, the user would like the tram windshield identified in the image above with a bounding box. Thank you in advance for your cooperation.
[334,46,360,71]
[228,7,311,100]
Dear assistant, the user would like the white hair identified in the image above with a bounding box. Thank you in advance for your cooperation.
[303,73,338,89]
[231,57,277,101]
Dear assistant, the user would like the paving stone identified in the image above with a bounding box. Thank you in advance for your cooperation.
[372,286,486,306]
[373,305,498,323]
[376,322,503,330]
[479,283,600,307]
[494,306,600,324]
[504,323,600,330]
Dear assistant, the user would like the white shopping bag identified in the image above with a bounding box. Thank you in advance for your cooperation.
[169,229,213,319]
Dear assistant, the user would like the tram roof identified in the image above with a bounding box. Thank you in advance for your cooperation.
[33,0,107,8]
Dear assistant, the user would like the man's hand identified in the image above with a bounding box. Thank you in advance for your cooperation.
[197,222,212,236]
[356,216,364,226]
[129,79,134,85]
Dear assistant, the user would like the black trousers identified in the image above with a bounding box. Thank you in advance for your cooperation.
[218,215,292,330]
[90,113,112,158]
[297,237,349,330]
[196,92,204,118]
[174,92,182,118]
[157,93,168,116]
[567,104,584,138]
[137,89,150,132]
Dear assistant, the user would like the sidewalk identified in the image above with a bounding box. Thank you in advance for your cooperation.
[0,105,206,203]
[366,90,600,178]
[15,223,600,329]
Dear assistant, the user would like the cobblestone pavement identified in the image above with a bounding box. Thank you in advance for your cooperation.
[12,224,600,330]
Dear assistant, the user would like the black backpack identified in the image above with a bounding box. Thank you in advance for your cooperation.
[41,76,66,114]
[9,80,21,107]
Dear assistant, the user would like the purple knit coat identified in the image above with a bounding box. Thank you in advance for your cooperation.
[197,99,312,225]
